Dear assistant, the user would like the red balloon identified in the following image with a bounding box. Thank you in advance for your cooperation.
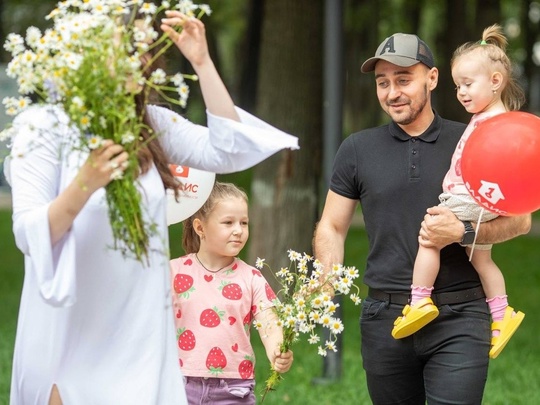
[461,111,540,216]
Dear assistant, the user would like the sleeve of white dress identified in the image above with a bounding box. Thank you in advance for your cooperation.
[7,106,78,307]
[147,105,299,173]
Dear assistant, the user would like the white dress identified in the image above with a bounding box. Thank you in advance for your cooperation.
[6,104,298,405]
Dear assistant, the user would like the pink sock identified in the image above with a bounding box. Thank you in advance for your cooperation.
[487,295,508,337]
[410,285,434,306]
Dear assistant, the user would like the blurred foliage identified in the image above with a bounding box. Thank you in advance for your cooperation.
[2,0,539,132]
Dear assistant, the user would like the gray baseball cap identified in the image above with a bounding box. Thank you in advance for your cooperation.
[361,33,435,73]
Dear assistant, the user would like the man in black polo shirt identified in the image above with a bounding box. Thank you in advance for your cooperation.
[313,33,531,404]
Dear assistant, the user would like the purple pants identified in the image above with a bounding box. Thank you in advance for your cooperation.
[184,377,256,405]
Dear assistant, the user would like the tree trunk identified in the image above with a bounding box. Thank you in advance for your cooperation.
[0,0,5,62]
[344,0,382,133]
[520,0,540,112]
[237,0,264,112]
[474,0,501,38]
[248,0,324,279]
[435,0,470,122]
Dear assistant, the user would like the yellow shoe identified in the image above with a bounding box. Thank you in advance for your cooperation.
[392,297,439,339]
[489,306,525,359]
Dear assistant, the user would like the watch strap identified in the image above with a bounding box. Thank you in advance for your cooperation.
[460,220,475,245]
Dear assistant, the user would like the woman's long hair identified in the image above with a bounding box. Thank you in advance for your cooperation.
[131,11,180,195]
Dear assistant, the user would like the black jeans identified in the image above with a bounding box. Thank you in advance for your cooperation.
[360,297,490,405]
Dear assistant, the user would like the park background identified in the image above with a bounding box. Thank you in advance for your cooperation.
[1,0,540,403]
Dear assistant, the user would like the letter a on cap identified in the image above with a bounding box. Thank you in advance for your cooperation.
[380,37,396,55]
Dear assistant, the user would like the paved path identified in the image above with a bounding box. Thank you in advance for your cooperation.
[0,190,10,209]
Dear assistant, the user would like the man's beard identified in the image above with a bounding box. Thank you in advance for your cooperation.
[388,84,429,125]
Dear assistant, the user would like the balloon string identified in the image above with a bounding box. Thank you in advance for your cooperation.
[468,208,484,261]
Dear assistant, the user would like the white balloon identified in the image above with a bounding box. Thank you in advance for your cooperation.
[166,164,216,225]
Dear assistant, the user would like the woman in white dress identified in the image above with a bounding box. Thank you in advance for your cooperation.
[6,11,298,405]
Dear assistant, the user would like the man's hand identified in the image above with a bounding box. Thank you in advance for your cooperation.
[418,205,463,248]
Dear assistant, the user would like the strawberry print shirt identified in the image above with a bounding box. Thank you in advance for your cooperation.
[442,111,501,196]
[170,254,277,379]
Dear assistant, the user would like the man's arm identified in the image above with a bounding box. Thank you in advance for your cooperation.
[313,190,359,274]
[474,214,531,243]
[418,205,531,248]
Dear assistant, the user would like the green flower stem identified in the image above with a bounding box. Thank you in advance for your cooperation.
[146,84,185,107]
[106,174,150,265]
[196,10,209,19]
[261,328,295,402]
[143,36,175,74]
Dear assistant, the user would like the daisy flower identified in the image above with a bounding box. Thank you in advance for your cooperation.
[257,250,361,401]
[88,135,103,150]
[2,0,212,264]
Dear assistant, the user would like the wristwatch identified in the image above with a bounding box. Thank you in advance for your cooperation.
[460,220,476,245]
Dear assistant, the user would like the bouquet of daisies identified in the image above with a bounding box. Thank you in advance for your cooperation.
[255,250,362,401]
[1,0,211,264]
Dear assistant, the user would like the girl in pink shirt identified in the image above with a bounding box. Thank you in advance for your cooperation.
[170,182,293,404]
[392,24,525,359]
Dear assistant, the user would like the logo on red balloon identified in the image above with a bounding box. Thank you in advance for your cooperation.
[461,111,540,216]
[477,180,504,205]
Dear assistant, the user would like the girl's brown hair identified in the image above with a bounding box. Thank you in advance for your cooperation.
[451,24,525,111]
[182,182,249,254]
[131,10,180,196]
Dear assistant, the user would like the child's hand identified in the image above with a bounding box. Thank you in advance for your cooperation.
[272,348,294,373]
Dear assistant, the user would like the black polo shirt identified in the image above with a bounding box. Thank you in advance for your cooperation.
[331,112,479,293]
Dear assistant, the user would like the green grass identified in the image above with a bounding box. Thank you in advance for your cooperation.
[0,210,24,401]
[2,212,539,404]
[248,229,540,405]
